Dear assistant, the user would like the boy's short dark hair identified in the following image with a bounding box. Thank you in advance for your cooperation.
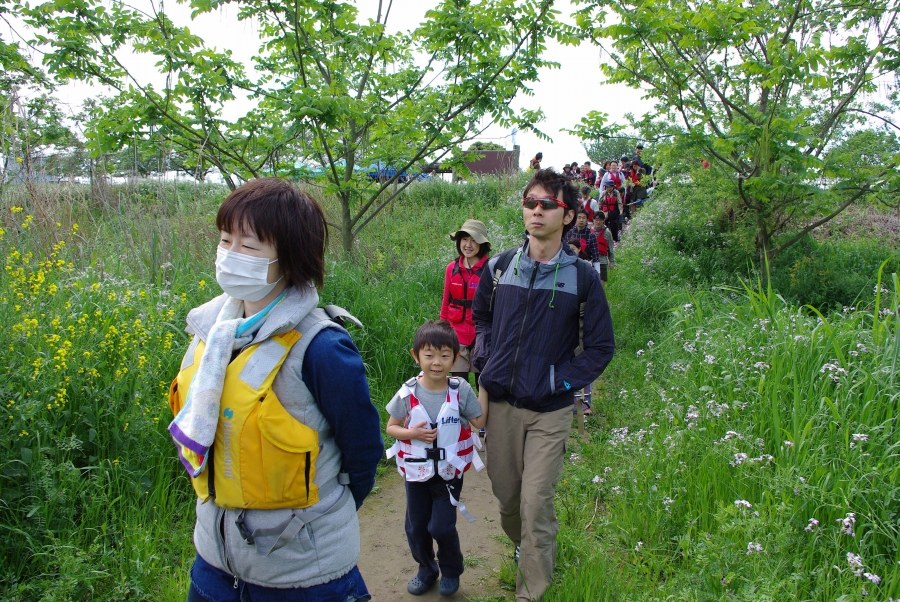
[580,185,591,195]
[522,168,580,236]
[575,208,589,218]
[216,178,328,289]
[412,320,460,358]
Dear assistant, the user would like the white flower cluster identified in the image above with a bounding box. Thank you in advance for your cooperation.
[837,512,856,537]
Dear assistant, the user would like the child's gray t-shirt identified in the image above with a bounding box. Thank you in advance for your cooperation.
[386,378,481,427]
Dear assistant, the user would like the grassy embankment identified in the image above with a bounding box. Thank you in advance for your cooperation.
[1,176,898,600]
[540,193,900,600]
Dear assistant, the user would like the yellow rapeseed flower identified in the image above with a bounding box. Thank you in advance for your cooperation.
[10,206,23,213]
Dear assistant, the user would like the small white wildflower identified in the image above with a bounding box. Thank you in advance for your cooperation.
[592,475,601,484]
[805,518,819,532]
[731,453,749,466]
[783,440,794,448]
[746,541,763,555]
[838,512,856,537]
[880,308,894,318]
[704,354,716,364]
[636,349,645,357]
[647,340,655,347]
[863,572,881,584]
[852,433,869,443]
[634,541,643,552]
[569,453,580,462]
[734,499,752,509]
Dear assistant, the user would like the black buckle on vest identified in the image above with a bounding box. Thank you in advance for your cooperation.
[425,447,446,461]
[235,510,255,544]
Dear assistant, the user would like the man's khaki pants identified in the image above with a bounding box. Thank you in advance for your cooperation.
[486,401,571,601]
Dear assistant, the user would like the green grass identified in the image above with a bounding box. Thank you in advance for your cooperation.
[543,233,900,599]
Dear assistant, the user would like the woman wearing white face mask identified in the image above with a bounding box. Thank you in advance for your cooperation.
[168,178,383,602]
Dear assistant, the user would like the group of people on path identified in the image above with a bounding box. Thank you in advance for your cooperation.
[530,145,655,248]
[168,166,615,602]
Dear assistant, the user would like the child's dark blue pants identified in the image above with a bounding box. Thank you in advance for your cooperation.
[404,475,464,582]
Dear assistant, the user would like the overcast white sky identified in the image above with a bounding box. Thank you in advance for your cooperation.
[43,0,655,170]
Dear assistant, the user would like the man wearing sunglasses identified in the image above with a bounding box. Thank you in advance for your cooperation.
[471,169,615,601]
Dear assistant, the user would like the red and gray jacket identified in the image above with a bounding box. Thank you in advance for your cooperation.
[471,243,615,412]
[440,255,488,346]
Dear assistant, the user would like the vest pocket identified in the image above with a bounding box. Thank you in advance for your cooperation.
[243,390,320,509]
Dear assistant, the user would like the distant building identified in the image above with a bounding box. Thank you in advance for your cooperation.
[463,145,521,175]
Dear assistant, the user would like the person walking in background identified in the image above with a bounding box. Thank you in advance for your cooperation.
[580,161,596,187]
[564,209,602,273]
[579,185,598,222]
[440,220,491,387]
[170,178,382,602]
[472,168,615,601]
[600,182,623,243]
[592,212,615,283]
[529,152,543,171]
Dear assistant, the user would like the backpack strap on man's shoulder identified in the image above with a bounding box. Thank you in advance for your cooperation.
[574,258,594,356]
[489,248,518,312]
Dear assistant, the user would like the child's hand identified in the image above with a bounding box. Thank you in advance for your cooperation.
[408,420,437,444]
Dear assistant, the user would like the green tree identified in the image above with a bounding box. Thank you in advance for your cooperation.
[23,0,567,252]
[467,141,506,151]
[568,112,641,164]
[573,0,900,275]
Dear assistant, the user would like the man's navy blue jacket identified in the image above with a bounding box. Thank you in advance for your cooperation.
[472,243,615,412]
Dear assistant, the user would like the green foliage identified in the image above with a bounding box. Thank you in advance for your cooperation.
[572,0,900,273]
[21,0,570,250]
[623,185,900,310]
[468,141,507,151]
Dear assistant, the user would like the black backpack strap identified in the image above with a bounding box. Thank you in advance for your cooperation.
[489,248,518,312]
[574,258,593,356]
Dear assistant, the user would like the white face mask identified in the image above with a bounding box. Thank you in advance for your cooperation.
[215,247,282,302]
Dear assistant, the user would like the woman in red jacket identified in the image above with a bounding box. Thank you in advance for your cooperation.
[440,219,491,383]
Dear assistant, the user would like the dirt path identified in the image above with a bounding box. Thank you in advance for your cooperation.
[358,442,512,600]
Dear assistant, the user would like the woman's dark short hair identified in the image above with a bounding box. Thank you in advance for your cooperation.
[456,238,491,259]
[412,320,460,357]
[522,168,580,236]
[216,178,328,289]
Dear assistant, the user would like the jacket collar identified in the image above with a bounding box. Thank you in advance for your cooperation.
[457,254,489,272]
[185,284,320,343]
[519,240,576,270]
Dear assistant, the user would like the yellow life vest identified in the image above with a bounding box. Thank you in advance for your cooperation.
[168,329,320,510]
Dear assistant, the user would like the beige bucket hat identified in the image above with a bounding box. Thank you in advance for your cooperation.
[449,219,489,245]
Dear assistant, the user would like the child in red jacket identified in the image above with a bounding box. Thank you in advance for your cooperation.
[440,219,491,385]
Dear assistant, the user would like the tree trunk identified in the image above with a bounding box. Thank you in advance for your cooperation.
[340,191,354,254]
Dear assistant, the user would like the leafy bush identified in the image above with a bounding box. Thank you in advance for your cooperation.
[624,185,900,310]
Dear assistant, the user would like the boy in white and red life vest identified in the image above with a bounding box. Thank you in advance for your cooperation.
[592,212,615,283]
[385,320,489,597]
